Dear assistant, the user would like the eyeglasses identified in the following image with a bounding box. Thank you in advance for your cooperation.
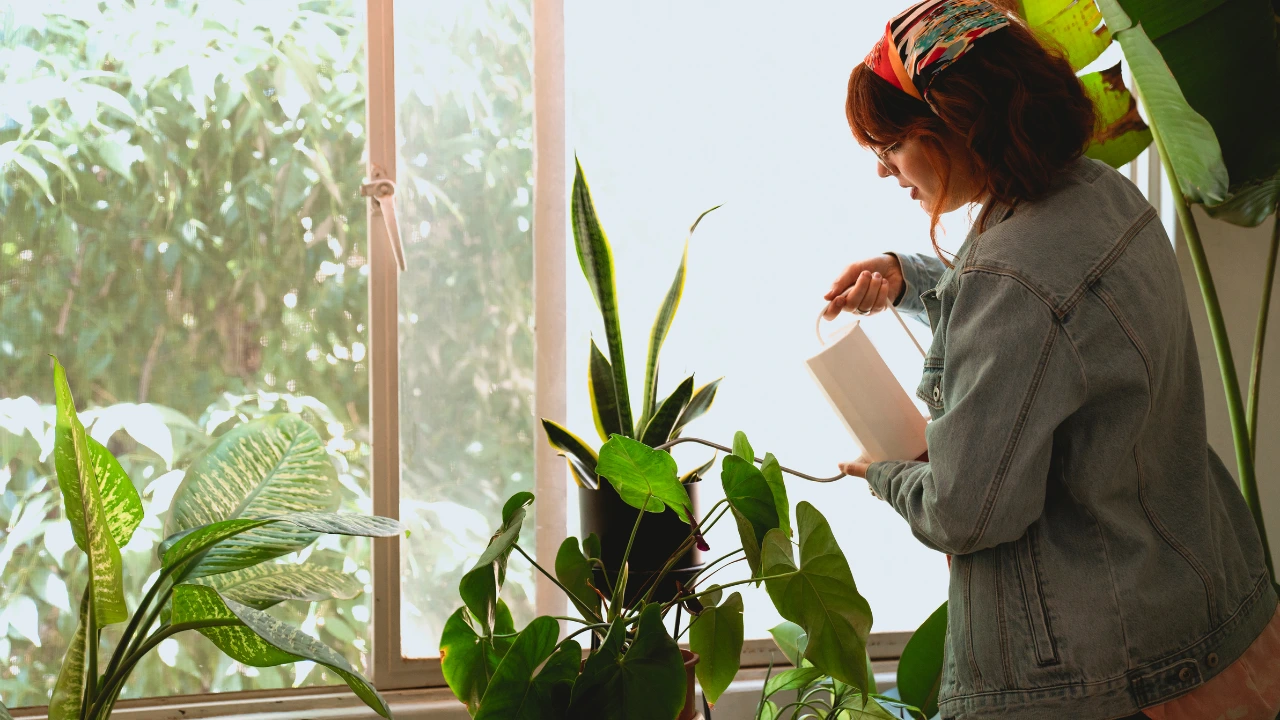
[873,141,901,173]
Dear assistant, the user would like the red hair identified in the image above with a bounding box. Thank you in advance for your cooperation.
[846,18,1096,263]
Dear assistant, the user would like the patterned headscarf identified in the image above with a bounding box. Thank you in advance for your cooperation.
[864,0,1010,104]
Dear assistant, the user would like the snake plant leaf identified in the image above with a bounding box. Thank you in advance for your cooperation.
[762,502,874,693]
[769,621,808,667]
[167,414,340,578]
[556,536,601,621]
[1206,170,1280,227]
[190,563,363,610]
[762,667,824,698]
[689,591,744,706]
[1095,0,1228,205]
[541,419,599,489]
[475,616,573,720]
[48,591,89,720]
[639,375,694,447]
[441,603,517,714]
[460,493,532,632]
[760,453,791,538]
[672,378,722,436]
[53,357,128,625]
[567,604,686,720]
[734,508,763,582]
[1081,64,1153,168]
[1017,0,1112,71]
[595,435,692,523]
[722,455,781,550]
[897,601,948,720]
[588,339,625,442]
[572,158,633,434]
[641,205,719,426]
[679,452,717,484]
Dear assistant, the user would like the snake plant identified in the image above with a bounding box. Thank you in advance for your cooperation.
[541,159,722,489]
[2,358,403,720]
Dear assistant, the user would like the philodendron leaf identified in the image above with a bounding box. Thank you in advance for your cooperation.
[639,375,694,447]
[762,667,824,698]
[556,537,601,620]
[572,158,633,434]
[541,419,599,489]
[689,591,744,706]
[769,621,808,667]
[441,603,518,714]
[897,601,948,719]
[1095,0,1227,205]
[672,378,721,436]
[734,509,763,582]
[595,435,692,523]
[1082,64,1153,168]
[760,453,790,538]
[567,604,686,720]
[722,455,781,553]
[167,415,340,577]
[582,533,602,561]
[762,502,874,693]
[589,339,625,442]
[460,493,532,632]
[731,431,754,463]
[1017,0,1111,71]
[476,617,578,720]
[190,563,362,610]
[48,591,89,720]
[53,357,128,625]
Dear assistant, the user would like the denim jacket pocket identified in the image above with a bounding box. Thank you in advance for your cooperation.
[917,363,945,419]
[1014,526,1061,666]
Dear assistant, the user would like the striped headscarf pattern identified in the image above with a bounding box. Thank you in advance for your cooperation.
[864,0,1010,103]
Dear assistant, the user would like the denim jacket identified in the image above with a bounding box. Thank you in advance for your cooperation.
[868,158,1276,719]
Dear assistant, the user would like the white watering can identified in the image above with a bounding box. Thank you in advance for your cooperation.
[806,305,929,463]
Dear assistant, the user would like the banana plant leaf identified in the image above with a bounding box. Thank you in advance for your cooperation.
[460,492,533,633]
[572,158,633,433]
[1081,64,1153,168]
[48,591,89,720]
[556,536,601,620]
[567,604,686,720]
[639,375,694,447]
[475,617,579,720]
[595,435,692,523]
[1017,0,1111,71]
[189,563,362,610]
[589,339,625,442]
[541,419,599,489]
[441,602,518,714]
[689,591,744,706]
[896,601,948,719]
[672,378,722,436]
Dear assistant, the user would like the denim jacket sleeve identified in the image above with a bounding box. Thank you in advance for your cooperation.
[888,252,947,326]
[866,270,1087,555]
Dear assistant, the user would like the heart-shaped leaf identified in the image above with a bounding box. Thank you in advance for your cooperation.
[731,431,754,462]
[541,419,599,489]
[721,455,780,549]
[567,603,686,720]
[762,502,874,692]
[461,493,532,632]
[595,435,691,523]
[441,603,517,714]
[689,591,743,706]
[760,453,790,538]
[190,563,363,610]
[556,537,601,621]
[589,339,625,443]
[476,616,579,719]
[639,375,694,447]
[769,621,808,667]
[897,601,948,719]
[734,508,763,582]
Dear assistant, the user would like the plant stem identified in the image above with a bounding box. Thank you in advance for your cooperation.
[513,544,603,624]
[80,582,98,720]
[1247,206,1280,461]
[662,570,799,612]
[1157,127,1273,579]
[98,569,173,701]
[637,534,697,606]
[687,548,744,586]
[562,620,616,646]
[611,496,650,617]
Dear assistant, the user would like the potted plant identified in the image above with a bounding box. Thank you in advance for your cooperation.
[0,359,403,720]
[541,159,722,603]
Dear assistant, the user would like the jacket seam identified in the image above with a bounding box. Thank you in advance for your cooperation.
[963,266,1055,312]
[964,560,985,689]
[1060,206,1157,317]
[996,546,1013,686]
[1057,470,1132,666]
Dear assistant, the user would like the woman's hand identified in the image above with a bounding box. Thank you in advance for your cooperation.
[839,456,872,478]
[823,254,905,320]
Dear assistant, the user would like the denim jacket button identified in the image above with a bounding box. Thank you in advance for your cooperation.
[1178,667,1193,682]
[933,385,941,402]
[1206,653,1219,668]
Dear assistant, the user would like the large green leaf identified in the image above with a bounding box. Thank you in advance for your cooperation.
[171,584,295,667]
[588,339,625,442]
[460,492,532,632]
[689,591,744,706]
[48,591,89,720]
[639,375,694,447]
[0,699,10,720]
[53,357,128,625]
[1207,169,1280,227]
[769,620,808,667]
[1096,0,1228,205]
[734,508,763,582]
[1018,0,1112,71]
[760,453,791,538]
[832,695,898,719]
[1081,64,1153,169]
[167,415,340,577]
[441,603,517,714]
[475,617,577,720]
[721,455,781,550]
[541,419,599,489]
[595,435,692,523]
[190,563,362,610]
[762,502,874,692]
[572,158,633,434]
[731,430,754,463]
[672,378,722,436]
[897,601,948,720]
[556,536,601,620]
[567,604,686,720]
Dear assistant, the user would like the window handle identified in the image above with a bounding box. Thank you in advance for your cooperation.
[361,171,406,271]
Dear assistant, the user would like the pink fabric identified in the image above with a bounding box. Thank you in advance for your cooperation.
[1144,605,1280,720]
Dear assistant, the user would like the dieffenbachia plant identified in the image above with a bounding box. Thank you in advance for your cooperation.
[4,358,404,720]
[541,159,722,489]
[441,431,919,719]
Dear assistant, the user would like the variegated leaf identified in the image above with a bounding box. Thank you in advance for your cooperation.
[588,339,624,442]
[191,563,362,609]
[48,590,88,720]
[639,376,694,447]
[672,378,722,436]
[171,584,298,666]
[541,419,599,489]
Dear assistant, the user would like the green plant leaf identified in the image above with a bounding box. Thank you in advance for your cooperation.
[762,502,874,692]
[758,700,780,720]
[475,617,577,720]
[721,455,780,550]
[460,493,532,632]
[171,584,296,667]
[48,591,89,720]
[167,415,340,577]
[689,591,743,706]
[679,453,717,484]
[572,158,633,434]
[731,431,754,463]
[672,378,722,436]
[588,339,625,442]
[832,694,898,719]
[441,603,517,714]
[769,621,808,667]
[53,357,128,625]
[541,419,599,490]
[190,563,363,610]
[734,508,763,582]
[0,700,10,720]
[759,453,790,538]
[567,604,686,720]
[503,492,535,524]
[763,666,824,698]
[583,533,602,561]
[556,536,601,620]
[1081,64,1153,168]
[897,601,948,719]
[699,584,724,608]
[1017,0,1112,71]
[1096,0,1228,204]
[639,375,694,447]
[1207,168,1280,227]
[9,150,53,201]
[595,435,692,523]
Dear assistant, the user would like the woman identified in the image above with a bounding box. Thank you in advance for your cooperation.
[825,2,1280,718]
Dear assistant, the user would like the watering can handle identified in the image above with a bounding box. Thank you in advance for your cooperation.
[816,303,928,359]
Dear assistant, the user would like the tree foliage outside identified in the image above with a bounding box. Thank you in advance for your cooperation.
[0,0,534,704]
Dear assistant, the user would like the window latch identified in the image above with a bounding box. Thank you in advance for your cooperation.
[360,169,406,272]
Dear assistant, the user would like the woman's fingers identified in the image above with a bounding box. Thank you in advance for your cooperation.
[854,273,886,314]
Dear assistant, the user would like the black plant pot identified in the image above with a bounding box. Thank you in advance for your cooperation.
[580,478,703,605]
